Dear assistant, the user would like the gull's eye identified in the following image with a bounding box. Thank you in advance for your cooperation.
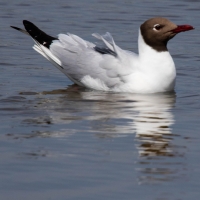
[153,24,162,31]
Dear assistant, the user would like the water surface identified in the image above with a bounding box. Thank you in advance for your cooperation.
[0,0,200,200]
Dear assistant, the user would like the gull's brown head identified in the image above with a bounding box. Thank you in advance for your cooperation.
[140,17,194,52]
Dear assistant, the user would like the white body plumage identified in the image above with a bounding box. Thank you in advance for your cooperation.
[33,30,176,93]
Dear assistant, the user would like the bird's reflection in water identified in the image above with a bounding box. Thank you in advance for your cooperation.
[41,86,176,156]
[132,94,175,157]
[27,86,179,183]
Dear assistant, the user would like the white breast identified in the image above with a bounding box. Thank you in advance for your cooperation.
[113,30,176,93]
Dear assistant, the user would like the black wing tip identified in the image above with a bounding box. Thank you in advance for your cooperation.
[23,20,34,26]
[10,26,21,30]
[10,25,29,35]
[23,20,29,23]
[12,20,57,48]
[23,20,28,26]
[22,20,57,48]
[10,20,32,30]
[23,20,39,32]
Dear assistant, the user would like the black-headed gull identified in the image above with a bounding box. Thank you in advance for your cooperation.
[11,18,194,93]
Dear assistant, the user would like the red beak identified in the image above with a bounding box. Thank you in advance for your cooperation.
[172,25,194,33]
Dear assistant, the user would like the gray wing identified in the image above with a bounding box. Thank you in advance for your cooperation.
[33,32,138,89]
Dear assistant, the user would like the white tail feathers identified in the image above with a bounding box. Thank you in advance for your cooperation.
[32,39,63,70]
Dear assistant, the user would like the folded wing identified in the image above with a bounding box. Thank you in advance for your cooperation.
[11,21,138,90]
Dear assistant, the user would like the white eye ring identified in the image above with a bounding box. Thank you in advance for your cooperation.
[153,24,161,31]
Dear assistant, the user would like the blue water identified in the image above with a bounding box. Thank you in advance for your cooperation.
[0,0,200,199]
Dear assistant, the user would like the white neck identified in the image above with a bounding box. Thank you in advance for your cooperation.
[138,29,166,57]
[138,29,174,66]
[136,29,176,92]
